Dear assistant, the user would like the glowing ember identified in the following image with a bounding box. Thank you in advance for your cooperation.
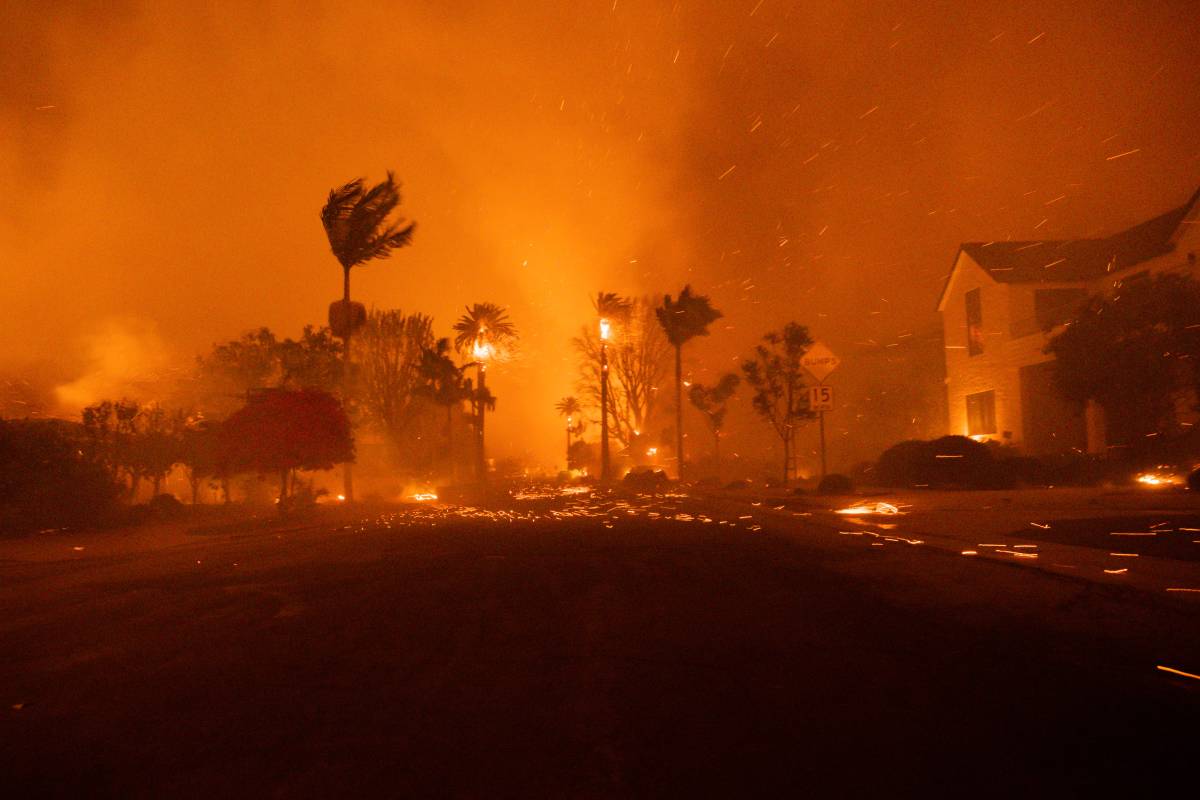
[1135,472,1182,487]
[834,501,902,516]
[1157,665,1200,681]
[472,338,494,362]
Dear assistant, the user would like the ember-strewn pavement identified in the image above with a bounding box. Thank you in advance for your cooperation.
[2,489,1197,797]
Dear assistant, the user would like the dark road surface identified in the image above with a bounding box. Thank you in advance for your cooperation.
[1008,514,1200,562]
[2,492,1197,797]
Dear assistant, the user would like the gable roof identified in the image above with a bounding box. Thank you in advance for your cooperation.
[937,187,1200,308]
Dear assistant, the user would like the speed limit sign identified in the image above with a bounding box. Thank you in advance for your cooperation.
[808,385,833,411]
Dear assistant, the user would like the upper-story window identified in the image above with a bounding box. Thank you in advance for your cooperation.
[965,288,984,356]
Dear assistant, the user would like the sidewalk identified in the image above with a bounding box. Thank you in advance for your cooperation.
[702,486,1200,598]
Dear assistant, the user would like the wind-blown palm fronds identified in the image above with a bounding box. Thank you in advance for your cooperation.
[452,303,518,360]
[321,172,416,272]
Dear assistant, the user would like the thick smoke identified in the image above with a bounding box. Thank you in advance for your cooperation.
[2,1,1198,468]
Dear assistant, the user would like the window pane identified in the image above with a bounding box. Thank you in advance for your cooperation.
[965,288,983,356]
[966,390,996,435]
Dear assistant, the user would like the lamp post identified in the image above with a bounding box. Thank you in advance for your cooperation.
[473,337,493,483]
[565,416,573,470]
[599,316,612,481]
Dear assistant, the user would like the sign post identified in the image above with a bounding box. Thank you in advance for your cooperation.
[801,342,841,478]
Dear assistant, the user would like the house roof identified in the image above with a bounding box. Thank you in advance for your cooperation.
[937,187,1200,308]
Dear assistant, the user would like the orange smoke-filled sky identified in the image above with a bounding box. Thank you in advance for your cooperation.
[2,0,1199,467]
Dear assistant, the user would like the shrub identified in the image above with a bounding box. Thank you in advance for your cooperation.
[876,435,1010,489]
[147,493,185,518]
[817,473,854,494]
[0,419,122,533]
[623,467,670,492]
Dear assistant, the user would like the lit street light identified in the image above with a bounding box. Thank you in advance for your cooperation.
[472,334,492,483]
[599,314,611,482]
[453,303,517,486]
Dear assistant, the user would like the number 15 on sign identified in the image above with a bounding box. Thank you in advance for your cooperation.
[808,385,833,411]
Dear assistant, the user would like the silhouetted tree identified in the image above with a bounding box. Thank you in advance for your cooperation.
[82,399,149,500]
[573,295,671,449]
[0,419,122,532]
[278,326,344,392]
[219,389,353,504]
[453,303,518,482]
[741,323,815,483]
[321,172,416,501]
[688,373,740,481]
[196,328,281,413]
[1047,272,1200,449]
[354,310,435,463]
[180,417,223,504]
[133,404,184,497]
[196,326,344,417]
[321,173,416,313]
[657,286,722,479]
[417,337,471,480]
[555,396,585,469]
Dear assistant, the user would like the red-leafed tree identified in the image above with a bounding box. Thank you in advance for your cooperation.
[219,389,354,503]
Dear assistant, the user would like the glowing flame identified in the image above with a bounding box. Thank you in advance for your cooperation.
[835,501,902,515]
[409,492,439,502]
[337,494,346,502]
[599,317,612,341]
[473,338,494,361]
[646,447,658,456]
[1135,472,1181,487]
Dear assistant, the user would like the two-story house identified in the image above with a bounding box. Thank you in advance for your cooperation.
[938,188,1200,455]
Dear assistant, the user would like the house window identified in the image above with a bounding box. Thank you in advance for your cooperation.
[965,288,984,356]
[1033,288,1087,330]
[966,390,996,436]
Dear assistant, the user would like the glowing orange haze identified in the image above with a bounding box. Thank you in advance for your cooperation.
[2,1,1198,469]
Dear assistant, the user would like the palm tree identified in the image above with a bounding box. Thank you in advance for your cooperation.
[555,396,583,470]
[418,338,469,482]
[452,303,518,482]
[320,172,415,501]
[655,285,722,481]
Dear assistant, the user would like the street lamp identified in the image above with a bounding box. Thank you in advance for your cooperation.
[599,316,611,481]
[565,415,573,470]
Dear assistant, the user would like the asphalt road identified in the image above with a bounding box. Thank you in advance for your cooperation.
[1008,514,1200,561]
[2,491,1197,797]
